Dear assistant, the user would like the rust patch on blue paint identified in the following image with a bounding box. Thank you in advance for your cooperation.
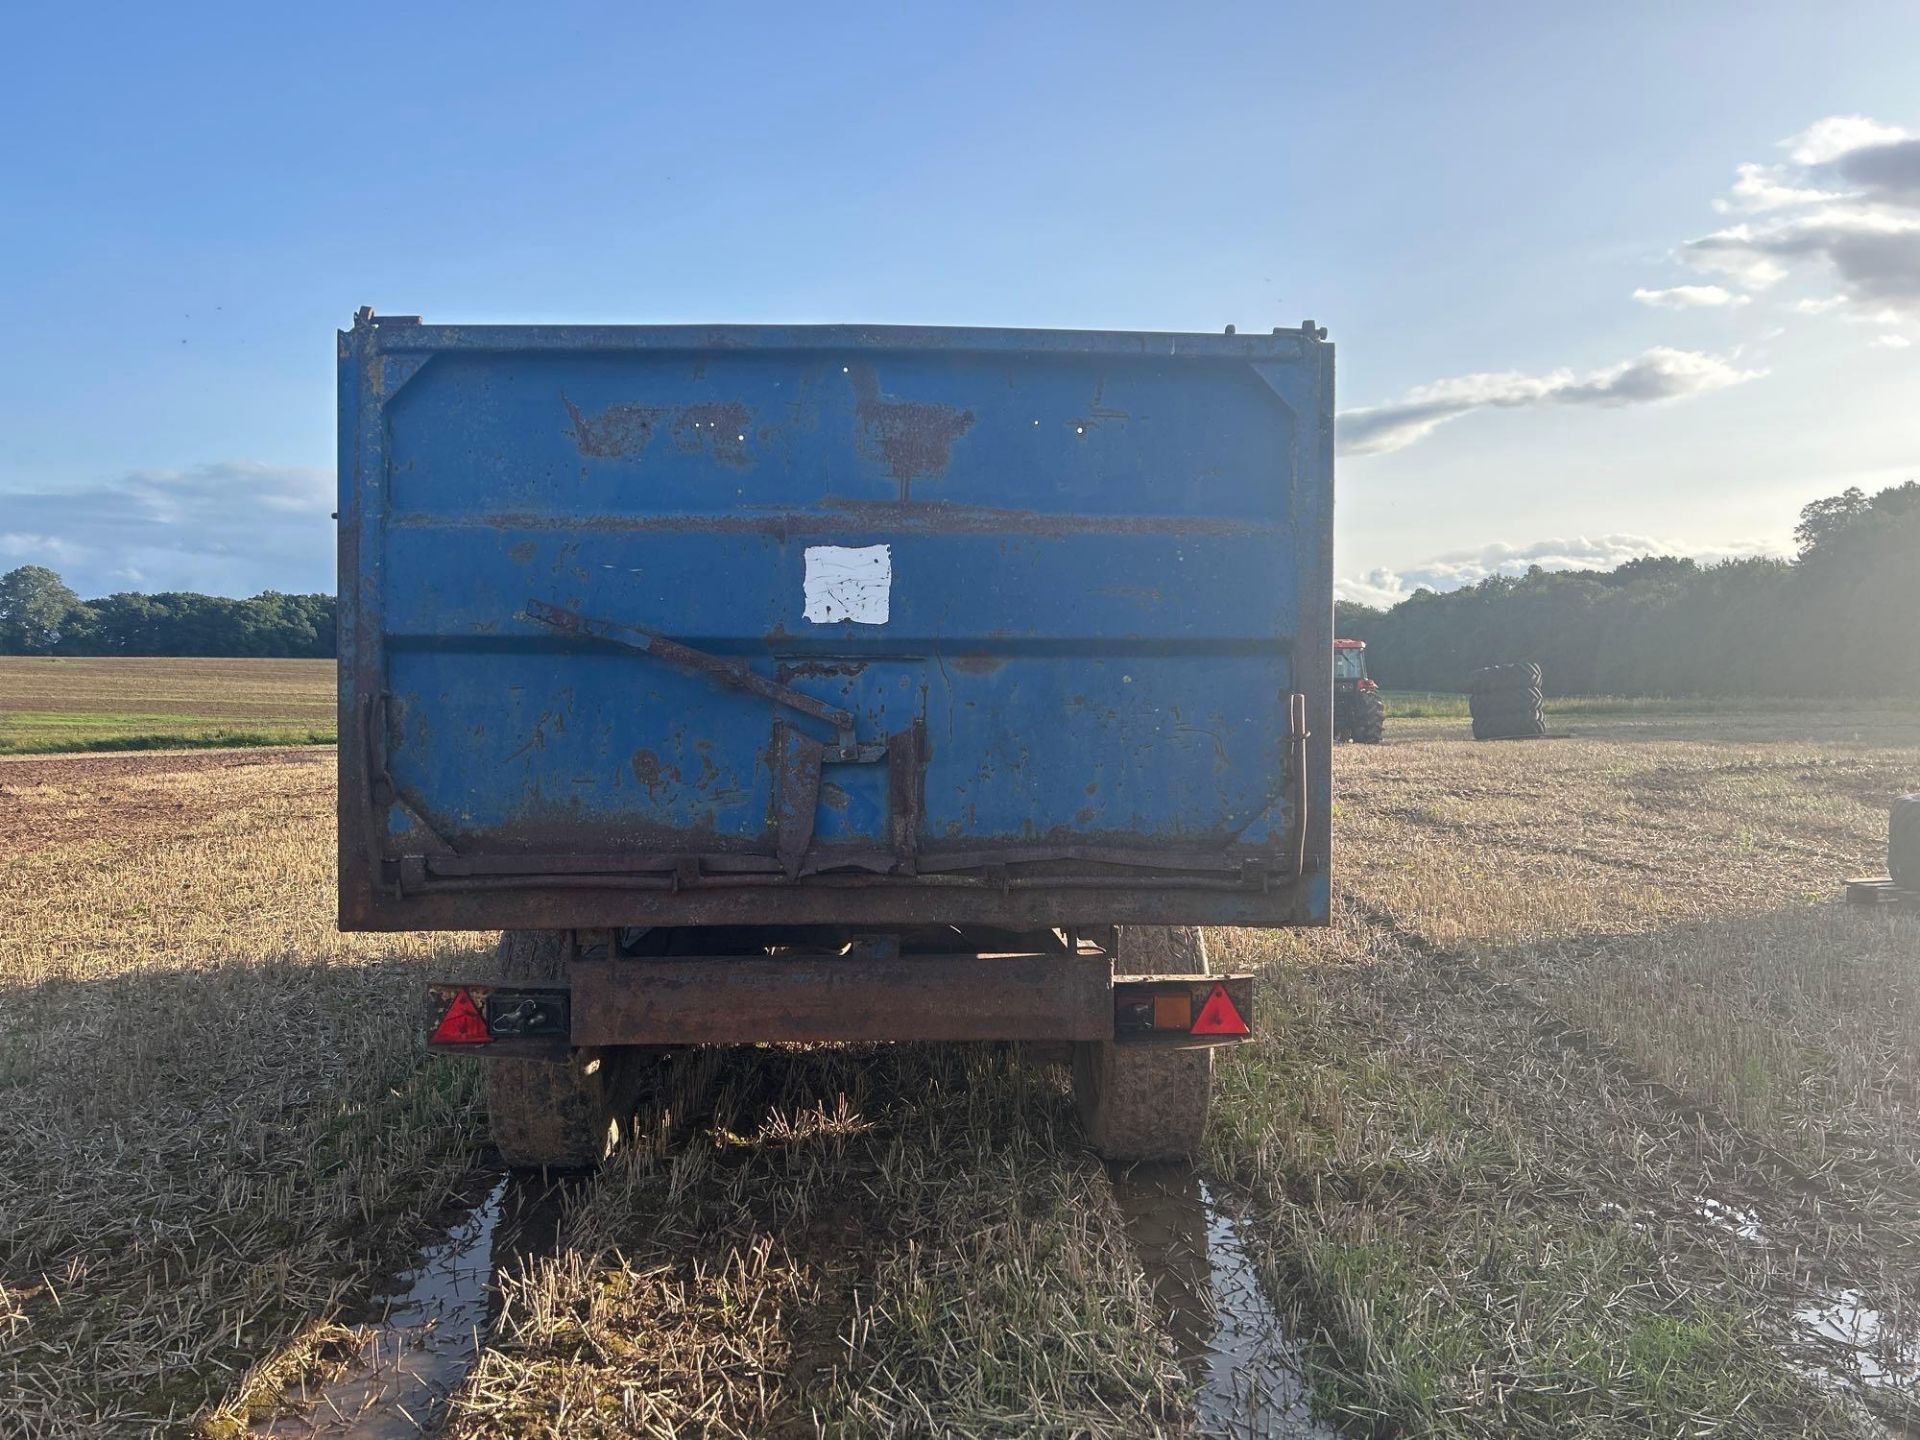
[563,396,663,458]
[777,660,869,681]
[630,748,667,799]
[564,396,753,467]
[846,365,975,497]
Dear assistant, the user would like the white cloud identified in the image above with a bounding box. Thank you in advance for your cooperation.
[1678,116,1920,317]
[1338,347,1763,456]
[1788,115,1908,166]
[1714,162,1842,214]
[1872,333,1912,349]
[1338,534,1785,607]
[1337,570,1422,609]
[1687,206,1920,308]
[0,462,333,597]
[1794,295,1847,315]
[1632,284,1749,309]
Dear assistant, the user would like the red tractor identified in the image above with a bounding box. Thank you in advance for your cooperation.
[1333,639,1385,744]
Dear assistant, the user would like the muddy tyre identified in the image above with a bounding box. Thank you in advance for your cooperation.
[1074,927,1213,1163]
[1893,795,1920,889]
[486,930,619,1170]
[1351,688,1386,744]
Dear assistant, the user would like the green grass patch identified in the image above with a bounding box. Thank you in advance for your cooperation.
[0,715,334,755]
[0,656,335,756]
[1381,690,1474,718]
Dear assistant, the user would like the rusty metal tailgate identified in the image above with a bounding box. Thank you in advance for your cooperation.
[338,317,1333,931]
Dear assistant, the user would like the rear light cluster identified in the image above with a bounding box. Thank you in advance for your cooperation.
[427,986,571,1047]
[1114,982,1249,1039]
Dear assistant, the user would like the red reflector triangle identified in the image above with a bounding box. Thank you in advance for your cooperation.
[1190,984,1250,1037]
[431,989,491,1045]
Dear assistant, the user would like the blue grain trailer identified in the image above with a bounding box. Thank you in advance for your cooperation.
[338,310,1334,1163]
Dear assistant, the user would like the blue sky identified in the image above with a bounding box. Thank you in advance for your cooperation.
[4,1,1917,602]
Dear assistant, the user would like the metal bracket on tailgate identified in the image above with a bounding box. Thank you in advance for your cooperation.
[1288,690,1310,878]
[524,599,875,752]
[524,598,911,878]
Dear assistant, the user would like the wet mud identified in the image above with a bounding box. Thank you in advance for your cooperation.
[253,1172,570,1438]
[1110,1163,1336,1439]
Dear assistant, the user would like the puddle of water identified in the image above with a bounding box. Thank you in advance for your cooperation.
[1685,1193,1920,1425]
[1798,1289,1920,1391]
[1109,1164,1337,1439]
[254,1172,569,1438]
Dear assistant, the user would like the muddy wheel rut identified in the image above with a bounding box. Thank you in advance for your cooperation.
[250,1172,575,1438]
[1110,1163,1337,1438]
[251,1054,1339,1439]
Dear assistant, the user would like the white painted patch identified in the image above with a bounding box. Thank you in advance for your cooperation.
[803,544,892,625]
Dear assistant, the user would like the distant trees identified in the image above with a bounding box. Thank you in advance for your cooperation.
[0,566,82,652]
[0,568,335,658]
[1346,481,1920,698]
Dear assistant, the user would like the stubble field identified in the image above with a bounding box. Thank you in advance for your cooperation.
[2,689,1918,1437]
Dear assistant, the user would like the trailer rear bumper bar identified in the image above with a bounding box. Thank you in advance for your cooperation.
[428,957,1252,1053]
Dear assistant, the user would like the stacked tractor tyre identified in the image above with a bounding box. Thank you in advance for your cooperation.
[1468,663,1547,741]
[1893,794,1920,891]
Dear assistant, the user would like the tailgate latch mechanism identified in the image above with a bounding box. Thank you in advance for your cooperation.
[523,599,914,878]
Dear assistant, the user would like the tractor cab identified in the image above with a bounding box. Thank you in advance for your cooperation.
[1334,639,1371,686]
[1332,639,1385,743]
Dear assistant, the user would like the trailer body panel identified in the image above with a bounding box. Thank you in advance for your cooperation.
[338,318,1334,931]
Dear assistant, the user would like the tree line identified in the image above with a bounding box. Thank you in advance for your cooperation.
[1338,482,1920,697]
[0,567,335,659]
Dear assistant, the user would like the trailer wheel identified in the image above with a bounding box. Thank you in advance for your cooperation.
[1352,688,1386,744]
[486,930,619,1170]
[1074,927,1213,1162]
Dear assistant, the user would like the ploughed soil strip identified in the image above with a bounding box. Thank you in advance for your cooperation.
[0,746,330,860]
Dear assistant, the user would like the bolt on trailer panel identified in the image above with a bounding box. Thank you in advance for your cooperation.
[337,317,1335,933]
